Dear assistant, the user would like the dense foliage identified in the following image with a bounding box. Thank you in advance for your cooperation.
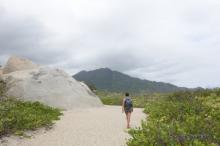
[73,68,185,93]
[0,80,6,97]
[97,91,124,106]
[0,98,62,137]
[97,91,162,108]
[127,89,220,146]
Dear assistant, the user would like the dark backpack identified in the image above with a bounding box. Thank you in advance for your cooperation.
[124,97,133,109]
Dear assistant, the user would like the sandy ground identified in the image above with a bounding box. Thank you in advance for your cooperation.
[1,106,145,146]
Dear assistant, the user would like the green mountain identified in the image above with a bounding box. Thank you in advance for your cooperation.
[73,68,187,93]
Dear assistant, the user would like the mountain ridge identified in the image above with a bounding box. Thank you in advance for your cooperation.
[73,68,188,93]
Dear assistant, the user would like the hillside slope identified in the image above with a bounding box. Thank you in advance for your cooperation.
[73,68,186,93]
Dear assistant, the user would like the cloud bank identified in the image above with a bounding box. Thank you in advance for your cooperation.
[0,0,220,88]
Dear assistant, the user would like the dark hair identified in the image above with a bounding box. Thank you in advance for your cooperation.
[125,92,129,97]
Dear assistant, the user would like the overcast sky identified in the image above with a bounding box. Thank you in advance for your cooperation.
[0,0,220,88]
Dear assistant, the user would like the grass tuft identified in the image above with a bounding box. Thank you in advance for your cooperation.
[0,97,62,138]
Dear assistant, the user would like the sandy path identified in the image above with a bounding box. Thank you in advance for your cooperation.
[2,106,145,146]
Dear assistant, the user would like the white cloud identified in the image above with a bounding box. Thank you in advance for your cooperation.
[0,0,220,88]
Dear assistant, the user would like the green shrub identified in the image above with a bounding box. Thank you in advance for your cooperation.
[0,98,62,138]
[97,91,162,108]
[0,80,6,97]
[127,89,220,146]
[97,91,124,106]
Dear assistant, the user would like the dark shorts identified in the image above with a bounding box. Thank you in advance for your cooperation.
[125,107,133,113]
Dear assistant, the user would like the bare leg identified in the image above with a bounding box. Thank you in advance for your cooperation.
[125,112,131,128]
[125,113,129,128]
[127,112,131,128]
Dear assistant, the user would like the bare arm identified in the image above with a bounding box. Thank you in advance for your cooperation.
[122,98,125,113]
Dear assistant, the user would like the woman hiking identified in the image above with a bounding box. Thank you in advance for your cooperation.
[122,92,133,128]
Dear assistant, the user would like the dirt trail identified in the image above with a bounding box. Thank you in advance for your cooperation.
[2,106,145,146]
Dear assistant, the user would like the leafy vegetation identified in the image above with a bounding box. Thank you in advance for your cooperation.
[127,89,220,146]
[0,80,62,138]
[0,80,6,97]
[87,83,97,92]
[73,68,186,93]
[97,91,162,108]
[97,91,124,106]
[0,98,62,137]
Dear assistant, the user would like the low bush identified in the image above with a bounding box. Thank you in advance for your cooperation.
[127,89,220,146]
[0,98,62,138]
[97,91,162,108]
[97,91,124,106]
[0,80,6,97]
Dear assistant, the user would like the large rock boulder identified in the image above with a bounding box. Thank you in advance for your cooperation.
[1,57,103,109]
[3,56,39,74]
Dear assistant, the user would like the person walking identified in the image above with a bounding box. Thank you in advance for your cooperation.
[122,92,133,128]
